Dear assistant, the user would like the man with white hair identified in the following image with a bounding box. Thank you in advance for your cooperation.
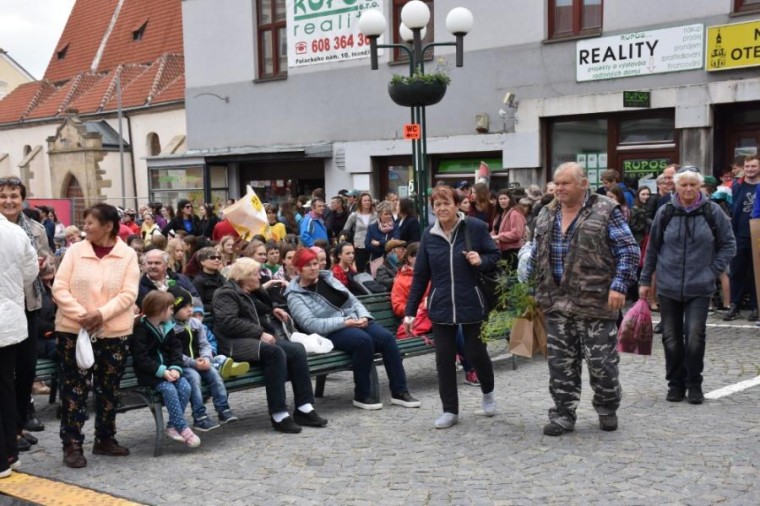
[527,162,640,436]
[137,249,200,307]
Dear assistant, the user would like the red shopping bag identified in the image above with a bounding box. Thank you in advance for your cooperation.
[617,299,653,355]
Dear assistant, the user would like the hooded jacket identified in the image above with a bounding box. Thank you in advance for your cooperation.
[640,197,736,301]
[0,214,39,347]
[405,215,500,324]
[131,316,184,388]
[285,271,372,336]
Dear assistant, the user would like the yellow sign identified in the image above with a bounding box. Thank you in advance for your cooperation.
[706,20,760,71]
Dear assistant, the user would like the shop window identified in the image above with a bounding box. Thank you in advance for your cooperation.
[548,0,603,40]
[257,0,287,79]
[619,117,674,144]
[734,0,760,13]
[549,119,608,188]
[392,0,434,62]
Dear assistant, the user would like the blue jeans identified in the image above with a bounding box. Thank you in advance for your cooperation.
[183,367,229,421]
[658,295,710,390]
[327,321,408,399]
[155,378,191,431]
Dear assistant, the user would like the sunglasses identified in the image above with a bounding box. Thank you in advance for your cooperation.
[0,177,22,186]
[184,204,193,209]
[208,255,222,260]
[677,166,699,174]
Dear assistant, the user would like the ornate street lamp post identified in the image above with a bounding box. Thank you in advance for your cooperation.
[359,1,473,227]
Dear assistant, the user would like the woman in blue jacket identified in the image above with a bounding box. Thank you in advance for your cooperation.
[364,201,399,262]
[404,185,501,429]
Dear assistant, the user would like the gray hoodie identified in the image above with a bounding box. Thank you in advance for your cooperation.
[640,197,735,301]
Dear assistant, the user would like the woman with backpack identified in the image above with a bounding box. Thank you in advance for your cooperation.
[639,167,735,405]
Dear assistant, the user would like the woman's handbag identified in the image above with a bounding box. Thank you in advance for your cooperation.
[289,332,335,354]
[76,328,95,369]
[462,219,502,313]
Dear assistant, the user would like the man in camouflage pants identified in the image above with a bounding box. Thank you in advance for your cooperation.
[528,162,640,436]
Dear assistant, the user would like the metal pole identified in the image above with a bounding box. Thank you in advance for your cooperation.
[420,105,428,227]
[116,72,126,209]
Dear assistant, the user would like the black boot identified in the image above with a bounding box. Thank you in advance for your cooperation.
[24,400,45,432]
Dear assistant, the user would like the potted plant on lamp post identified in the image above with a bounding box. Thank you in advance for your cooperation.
[388,72,450,107]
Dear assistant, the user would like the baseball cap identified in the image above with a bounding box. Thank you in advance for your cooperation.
[168,286,193,310]
[455,180,470,190]
[346,189,360,197]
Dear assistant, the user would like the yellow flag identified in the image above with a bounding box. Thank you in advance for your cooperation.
[222,186,267,240]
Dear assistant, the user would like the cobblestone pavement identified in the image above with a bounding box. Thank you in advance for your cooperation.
[15,315,760,505]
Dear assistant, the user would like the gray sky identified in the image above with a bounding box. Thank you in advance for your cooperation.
[1,0,76,79]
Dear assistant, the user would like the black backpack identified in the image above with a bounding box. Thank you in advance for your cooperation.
[654,201,718,251]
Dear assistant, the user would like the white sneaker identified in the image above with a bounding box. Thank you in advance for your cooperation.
[0,468,11,479]
[482,392,496,417]
[435,412,459,429]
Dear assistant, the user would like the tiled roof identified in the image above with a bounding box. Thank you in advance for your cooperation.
[67,63,148,114]
[96,0,183,72]
[0,0,184,126]
[43,0,120,83]
[0,55,184,124]
[25,73,102,119]
[102,53,183,110]
[43,0,183,81]
[0,81,57,124]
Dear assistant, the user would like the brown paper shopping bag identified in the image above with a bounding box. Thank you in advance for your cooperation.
[509,312,536,358]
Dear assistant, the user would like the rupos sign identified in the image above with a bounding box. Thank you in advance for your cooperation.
[577,24,704,82]
[287,0,384,68]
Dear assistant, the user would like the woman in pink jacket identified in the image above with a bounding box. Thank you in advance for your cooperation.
[52,203,140,469]
[491,189,526,271]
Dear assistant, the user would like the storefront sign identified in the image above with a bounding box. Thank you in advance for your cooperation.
[577,24,704,82]
[622,158,671,174]
[706,20,760,71]
[286,0,383,67]
[623,90,650,108]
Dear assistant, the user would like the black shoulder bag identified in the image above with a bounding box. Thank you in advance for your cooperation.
[462,218,501,314]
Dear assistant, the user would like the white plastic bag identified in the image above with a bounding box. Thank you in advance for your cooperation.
[76,328,95,369]
[290,332,334,354]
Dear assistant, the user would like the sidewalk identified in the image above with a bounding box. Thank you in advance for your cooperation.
[7,319,760,505]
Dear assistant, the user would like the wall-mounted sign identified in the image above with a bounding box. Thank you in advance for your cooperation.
[623,90,651,108]
[577,24,704,82]
[706,20,760,71]
[622,158,671,174]
[286,0,383,67]
[403,123,421,140]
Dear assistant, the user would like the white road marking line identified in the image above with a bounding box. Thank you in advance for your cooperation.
[705,376,760,399]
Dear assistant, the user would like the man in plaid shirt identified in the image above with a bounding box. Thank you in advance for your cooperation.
[527,162,640,437]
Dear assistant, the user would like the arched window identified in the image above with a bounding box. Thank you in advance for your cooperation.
[147,132,161,156]
[64,174,85,226]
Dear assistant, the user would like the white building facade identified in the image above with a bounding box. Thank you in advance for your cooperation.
[181,0,760,203]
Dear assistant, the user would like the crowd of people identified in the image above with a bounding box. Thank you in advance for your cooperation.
[0,153,755,474]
